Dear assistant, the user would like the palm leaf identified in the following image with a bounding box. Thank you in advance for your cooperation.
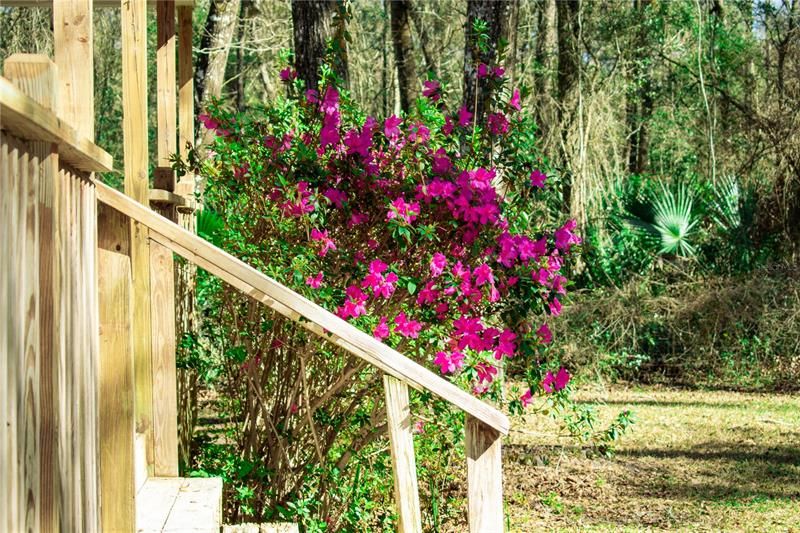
[651,183,698,257]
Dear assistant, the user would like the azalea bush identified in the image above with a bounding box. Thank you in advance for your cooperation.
[179,47,629,528]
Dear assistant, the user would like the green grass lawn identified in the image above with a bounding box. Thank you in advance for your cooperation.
[503,385,800,532]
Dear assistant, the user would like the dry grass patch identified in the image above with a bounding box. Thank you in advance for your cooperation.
[504,385,800,532]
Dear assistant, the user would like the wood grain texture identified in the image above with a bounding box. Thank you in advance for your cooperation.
[95,181,510,434]
[136,477,222,533]
[4,0,194,6]
[177,5,194,182]
[98,203,136,532]
[121,0,155,476]
[4,53,48,533]
[155,0,177,191]
[0,76,113,172]
[150,241,179,477]
[53,0,93,140]
[383,375,422,533]
[465,415,504,533]
[0,132,10,532]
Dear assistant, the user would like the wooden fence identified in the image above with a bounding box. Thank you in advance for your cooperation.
[1,55,110,532]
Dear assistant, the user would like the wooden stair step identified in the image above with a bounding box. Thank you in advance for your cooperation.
[222,524,299,533]
[136,477,223,533]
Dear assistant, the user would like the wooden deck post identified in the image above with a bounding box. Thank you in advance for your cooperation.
[151,0,180,478]
[383,375,422,533]
[175,4,199,469]
[155,0,177,192]
[121,0,155,477]
[465,414,504,532]
[97,205,136,531]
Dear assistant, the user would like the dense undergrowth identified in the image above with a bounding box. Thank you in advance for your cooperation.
[555,262,800,390]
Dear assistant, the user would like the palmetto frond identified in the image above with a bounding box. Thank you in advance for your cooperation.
[651,183,698,257]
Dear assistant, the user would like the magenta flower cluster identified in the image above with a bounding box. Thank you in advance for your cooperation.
[199,62,580,408]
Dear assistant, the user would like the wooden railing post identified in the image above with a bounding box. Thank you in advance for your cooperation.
[150,0,180,478]
[175,4,200,470]
[465,415,504,532]
[97,204,136,531]
[383,375,422,533]
[121,0,155,478]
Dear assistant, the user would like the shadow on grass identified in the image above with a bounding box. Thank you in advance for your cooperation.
[505,440,800,519]
[577,399,766,410]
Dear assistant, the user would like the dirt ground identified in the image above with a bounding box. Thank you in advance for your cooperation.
[503,385,800,532]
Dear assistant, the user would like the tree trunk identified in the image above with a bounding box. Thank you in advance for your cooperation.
[195,0,241,126]
[463,0,512,120]
[390,0,417,113]
[408,0,436,74]
[556,0,580,210]
[534,0,557,142]
[291,0,349,91]
[625,0,653,175]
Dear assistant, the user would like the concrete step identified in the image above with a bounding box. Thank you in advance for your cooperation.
[136,477,223,533]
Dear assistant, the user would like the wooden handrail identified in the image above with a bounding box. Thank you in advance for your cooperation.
[0,75,113,173]
[3,0,196,6]
[95,181,510,435]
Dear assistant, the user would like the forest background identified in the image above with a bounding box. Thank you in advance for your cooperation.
[2,0,798,530]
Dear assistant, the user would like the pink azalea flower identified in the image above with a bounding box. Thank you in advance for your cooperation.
[323,187,347,208]
[413,420,425,434]
[384,115,402,139]
[394,312,423,338]
[555,219,582,252]
[488,112,510,135]
[305,89,320,104]
[530,169,547,188]
[422,80,441,101]
[430,253,447,277]
[492,66,505,78]
[458,106,473,127]
[387,197,420,224]
[305,271,324,288]
[477,63,490,78]
[432,149,452,175]
[509,88,521,111]
[279,67,297,81]
[537,323,553,344]
[442,115,454,136]
[541,371,556,393]
[552,274,567,295]
[475,362,498,384]
[233,163,249,180]
[494,329,517,360]
[520,388,533,408]
[408,123,430,143]
[198,113,220,130]
[320,86,339,115]
[434,350,465,374]
[348,212,369,227]
[532,267,550,286]
[416,281,439,305]
[541,367,570,393]
[320,113,340,147]
[549,297,562,317]
[473,263,494,286]
[373,316,390,340]
[453,315,483,351]
[310,228,337,257]
[555,367,571,390]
